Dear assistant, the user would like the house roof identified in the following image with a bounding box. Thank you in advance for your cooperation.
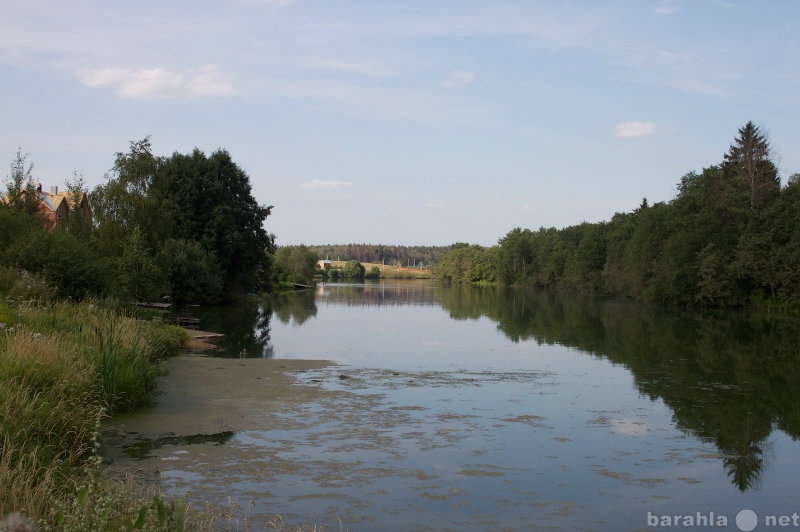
[38,191,69,212]
[2,187,88,213]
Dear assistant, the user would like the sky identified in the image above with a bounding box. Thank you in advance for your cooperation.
[1,0,798,247]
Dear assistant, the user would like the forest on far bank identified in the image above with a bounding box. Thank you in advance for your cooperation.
[434,122,800,310]
[304,243,448,268]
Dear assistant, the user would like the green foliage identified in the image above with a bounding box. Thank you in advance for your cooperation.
[434,243,496,284]
[274,245,319,285]
[0,303,17,326]
[151,148,275,296]
[341,260,366,280]
[3,140,273,303]
[723,121,780,210]
[0,299,191,526]
[115,227,164,303]
[0,201,41,251]
[365,265,381,279]
[3,147,40,215]
[437,122,800,310]
[305,243,447,267]
[2,223,109,301]
[85,139,275,301]
[157,238,223,304]
[90,137,167,258]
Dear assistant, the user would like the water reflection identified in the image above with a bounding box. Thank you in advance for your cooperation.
[192,282,800,492]
[120,431,234,459]
[189,297,276,357]
[438,285,799,492]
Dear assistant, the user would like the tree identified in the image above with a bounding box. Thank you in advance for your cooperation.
[4,148,40,215]
[90,137,167,257]
[274,245,318,285]
[497,228,534,284]
[342,260,366,280]
[64,170,92,239]
[152,148,275,296]
[115,227,164,302]
[157,239,223,304]
[723,122,780,210]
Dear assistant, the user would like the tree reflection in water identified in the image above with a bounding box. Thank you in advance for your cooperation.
[436,285,798,492]
[196,282,800,492]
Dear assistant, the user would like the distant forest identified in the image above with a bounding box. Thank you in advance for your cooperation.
[434,122,800,310]
[305,244,449,268]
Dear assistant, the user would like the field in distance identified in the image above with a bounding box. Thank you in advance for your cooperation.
[327,260,432,279]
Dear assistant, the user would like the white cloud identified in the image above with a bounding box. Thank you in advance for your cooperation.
[653,0,679,15]
[78,65,235,99]
[300,179,353,190]
[441,70,475,86]
[615,121,657,138]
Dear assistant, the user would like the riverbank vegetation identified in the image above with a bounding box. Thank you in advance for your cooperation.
[435,122,800,310]
[2,138,275,305]
[0,271,189,528]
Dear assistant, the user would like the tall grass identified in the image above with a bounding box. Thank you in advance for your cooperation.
[0,328,102,519]
[14,301,187,412]
[0,297,189,528]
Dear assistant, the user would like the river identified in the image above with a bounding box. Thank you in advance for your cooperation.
[103,280,800,531]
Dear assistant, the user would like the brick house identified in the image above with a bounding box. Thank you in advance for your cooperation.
[4,185,92,231]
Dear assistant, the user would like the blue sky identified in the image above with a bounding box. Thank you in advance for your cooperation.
[2,1,798,246]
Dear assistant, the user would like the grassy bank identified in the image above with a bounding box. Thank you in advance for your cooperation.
[0,281,190,529]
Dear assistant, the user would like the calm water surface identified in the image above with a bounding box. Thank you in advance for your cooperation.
[106,281,800,531]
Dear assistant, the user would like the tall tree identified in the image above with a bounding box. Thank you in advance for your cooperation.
[4,148,40,215]
[723,121,780,210]
[497,227,534,284]
[90,137,168,256]
[64,170,92,239]
[152,148,275,297]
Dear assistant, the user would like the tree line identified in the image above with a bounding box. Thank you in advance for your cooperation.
[306,243,447,267]
[1,137,275,304]
[434,122,800,309]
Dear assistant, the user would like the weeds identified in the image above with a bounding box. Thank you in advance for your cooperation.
[0,296,189,529]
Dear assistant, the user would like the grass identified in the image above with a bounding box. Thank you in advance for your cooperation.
[0,288,193,529]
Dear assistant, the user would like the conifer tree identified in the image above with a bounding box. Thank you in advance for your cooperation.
[723,121,780,209]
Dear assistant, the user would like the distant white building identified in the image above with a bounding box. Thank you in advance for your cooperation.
[318,259,332,270]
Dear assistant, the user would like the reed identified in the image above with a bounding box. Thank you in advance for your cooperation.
[0,299,190,529]
[0,330,102,519]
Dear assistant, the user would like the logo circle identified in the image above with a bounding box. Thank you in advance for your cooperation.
[736,509,758,531]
